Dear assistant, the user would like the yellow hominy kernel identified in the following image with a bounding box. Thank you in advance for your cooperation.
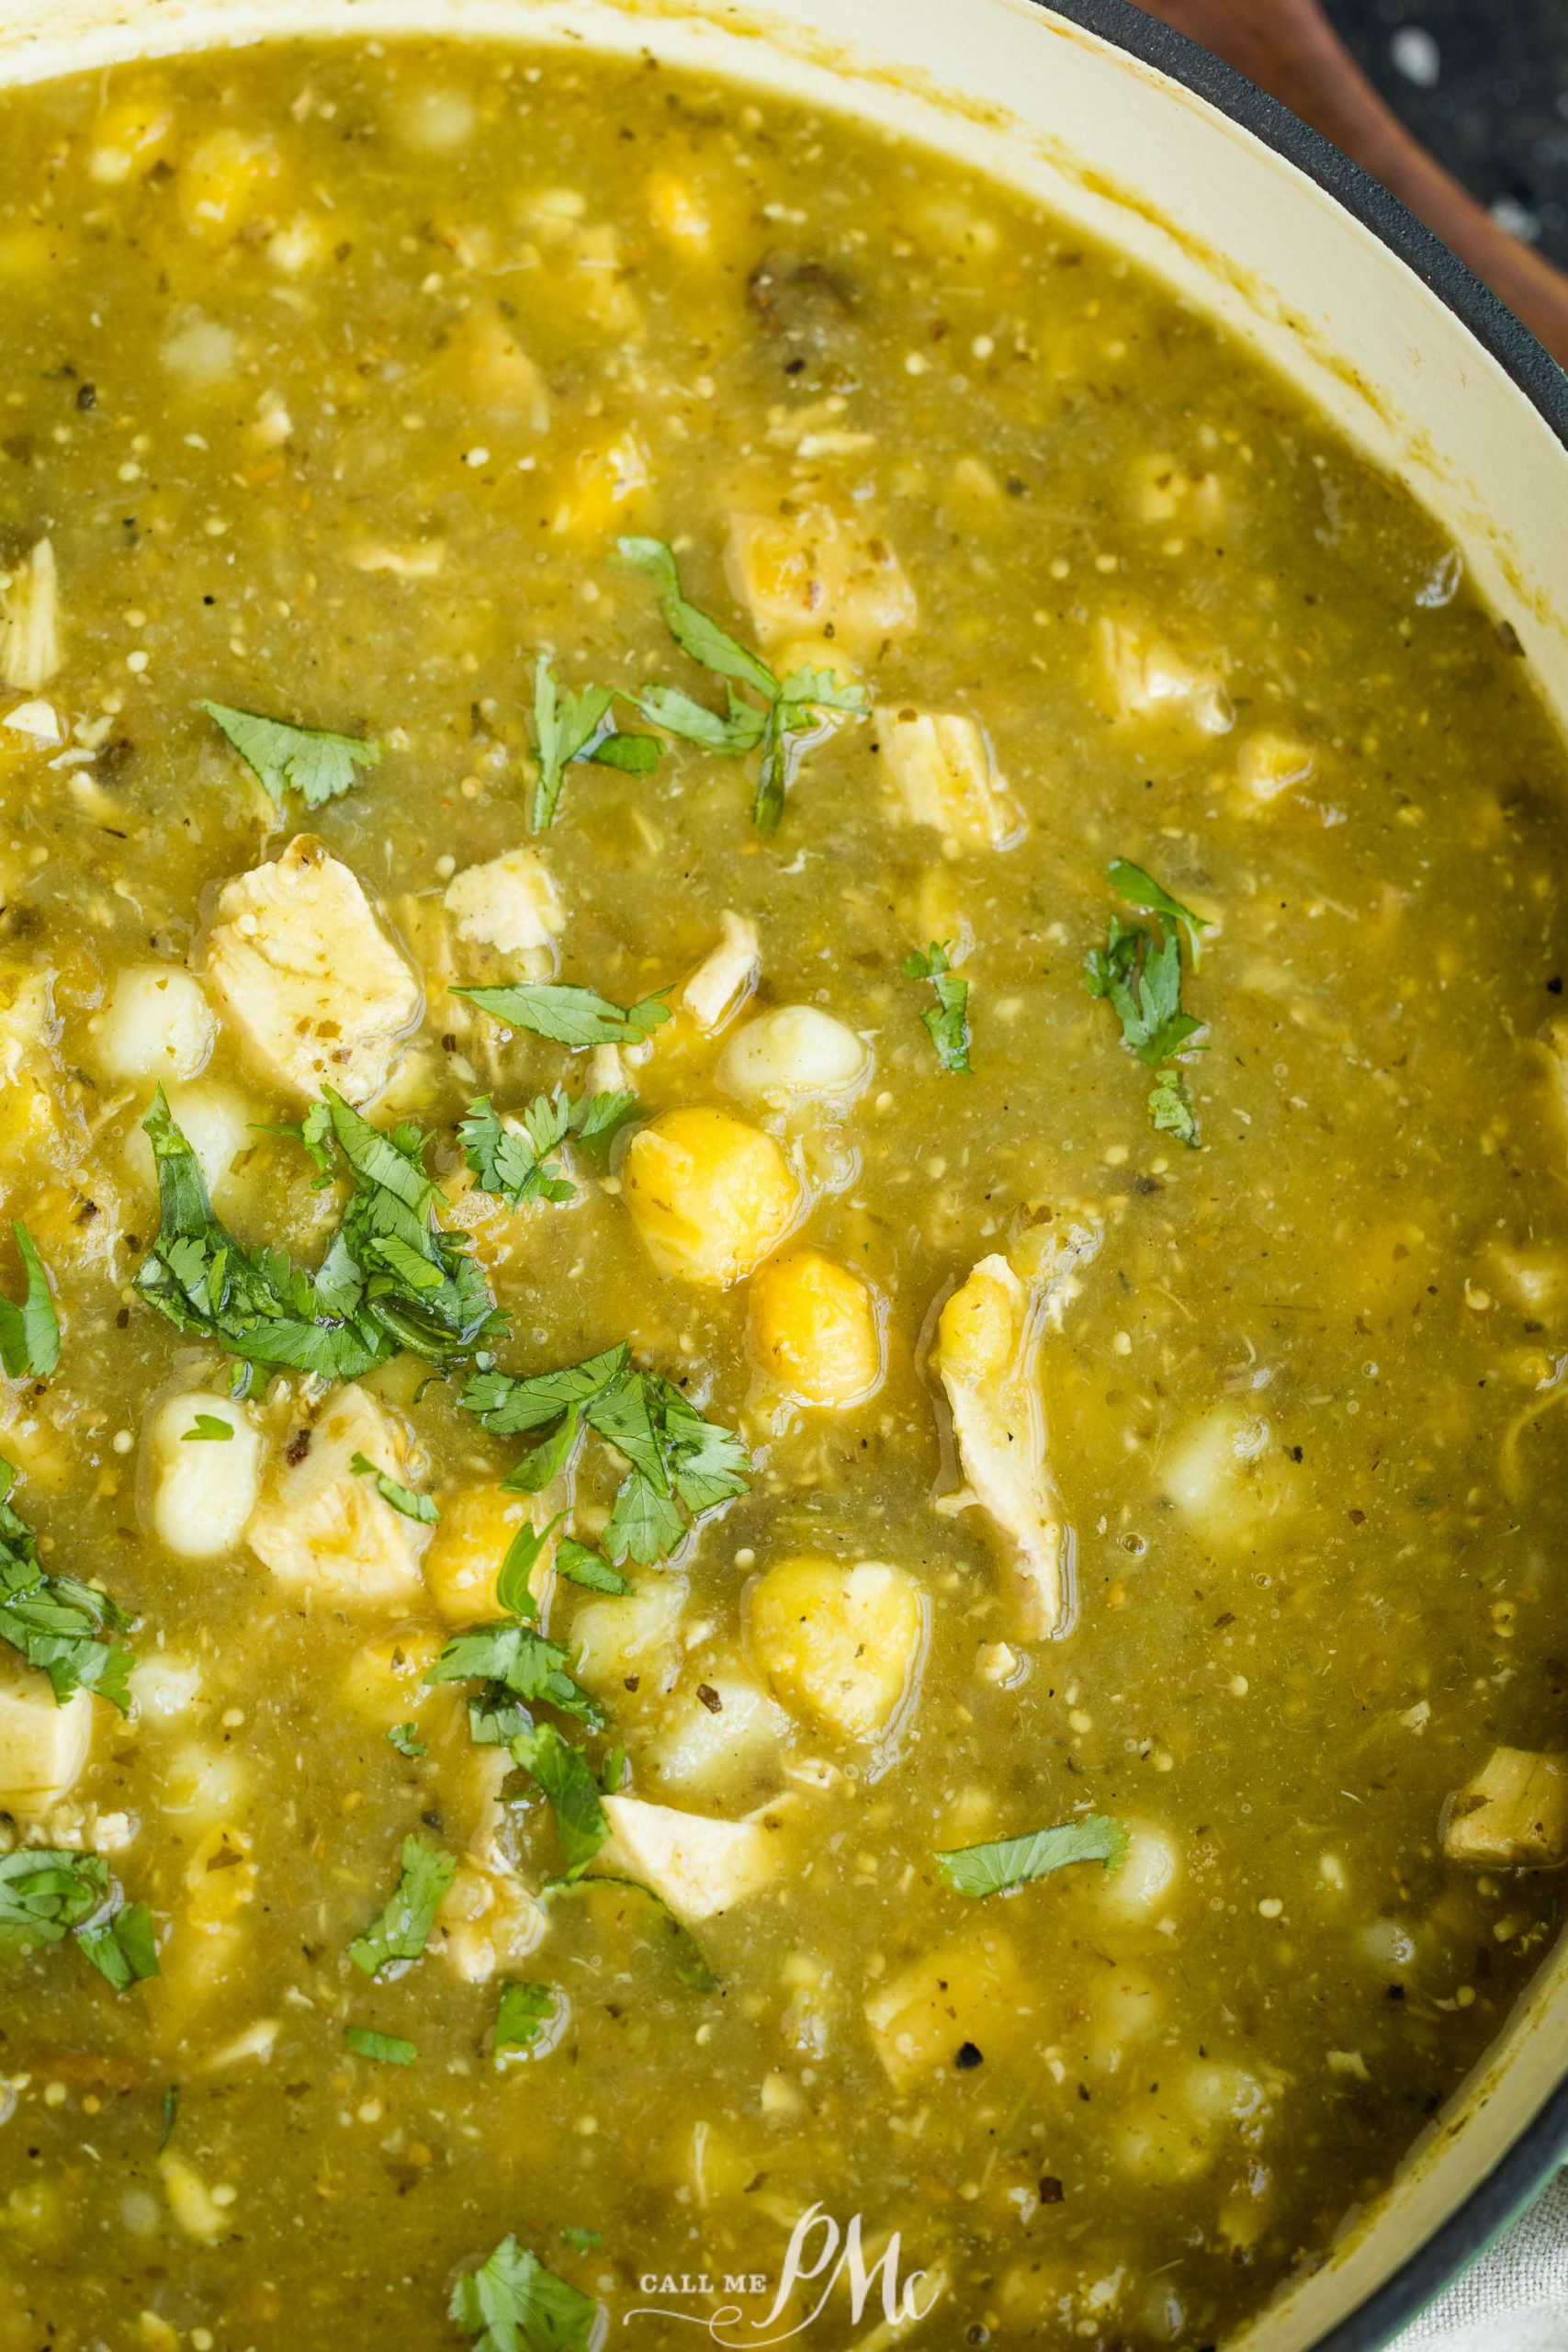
[177,130,283,242]
[423,1485,553,1625]
[622,1106,799,1289]
[749,1249,882,1408]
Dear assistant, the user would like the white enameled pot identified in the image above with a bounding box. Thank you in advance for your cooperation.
[2,0,1564,2343]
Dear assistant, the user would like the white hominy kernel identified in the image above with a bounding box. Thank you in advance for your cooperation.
[126,650,150,673]
[112,1430,133,1454]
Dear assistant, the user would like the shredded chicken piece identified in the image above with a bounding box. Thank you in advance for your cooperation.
[680,911,761,1034]
[930,1222,1100,1637]
[0,539,61,692]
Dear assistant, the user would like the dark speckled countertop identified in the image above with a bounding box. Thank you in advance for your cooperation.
[1327,0,1568,265]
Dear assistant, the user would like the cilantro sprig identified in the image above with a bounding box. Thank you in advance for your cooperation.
[933,1814,1129,1898]
[134,1088,503,1389]
[511,1722,611,1879]
[349,1453,438,1525]
[0,1847,157,1990]
[904,941,971,1073]
[0,1221,58,1378]
[529,656,660,831]
[0,1458,131,1709]
[459,1088,638,1211]
[493,1978,557,2066]
[460,1344,749,1567]
[344,2024,416,2066]
[449,2233,597,2352]
[1084,859,1212,1148]
[202,701,380,810]
[347,1832,456,1978]
[453,980,671,1053]
[616,536,866,831]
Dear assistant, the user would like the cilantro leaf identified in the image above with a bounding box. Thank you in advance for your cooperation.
[530,655,660,831]
[453,982,671,1053]
[462,1346,630,1438]
[182,1414,233,1442]
[0,1221,59,1378]
[493,1977,556,2066]
[133,1088,388,1387]
[349,1452,438,1524]
[510,1723,610,1879]
[555,1538,633,1596]
[933,1814,1129,1898]
[1085,861,1211,1148]
[344,2025,416,2066]
[202,700,380,809]
[542,1872,720,1993]
[495,1515,558,1620]
[449,2233,598,2352]
[427,1617,603,1732]
[77,1900,159,1991]
[904,942,971,1074]
[460,1088,638,1211]
[559,2228,602,2255]
[1105,857,1212,967]
[347,1833,456,1978]
[0,1457,131,1709]
[387,1722,426,1758]
[0,1848,158,1988]
[615,535,867,832]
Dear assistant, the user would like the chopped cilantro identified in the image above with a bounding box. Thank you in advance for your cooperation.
[510,1723,610,1879]
[158,2085,180,2151]
[615,536,867,831]
[426,1617,604,1734]
[349,1452,438,1524]
[555,1537,633,1597]
[542,1873,719,1993]
[449,2233,597,2352]
[453,980,671,1053]
[529,654,660,831]
[387,1722,427,1759]
[182,1414,233,1442]
[493,1977,556,2066]
[904,941,971,1073]
[347,1833,456,1978]
[1084,861,1211,1148]
[201,700,380,809]
[459,1087,638,1211]
[0,1457,131,1709]
[0,1220,59,1378]
[933,1814,1129,1898]
[343,2024,416,2066]
[558,2227,602,2256]
[461,1348,748,1568]
[0,1847,157,1988]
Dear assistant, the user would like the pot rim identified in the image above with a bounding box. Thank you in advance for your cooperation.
[1020,14,1568,2343]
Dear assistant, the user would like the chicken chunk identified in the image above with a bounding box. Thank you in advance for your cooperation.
[0,967,80,1192]
[622,1105,799,1288]
[931,1227,1099,1638]
[1094,616,1231,736]
[0,1657,91,1809]
[598,1791,792,1921]
[748,1556,925,1742]
[203,834,423,1103]
[1444,1746,1568,1868]
[247,1384,431,1607]
[725,503,917,655]
[679,912,761,1035]
[875,707,1021,851]
[444,847,564,962]
[0,538,61,692]
[434,1855,547,1982]
[864,1926,1035,2091]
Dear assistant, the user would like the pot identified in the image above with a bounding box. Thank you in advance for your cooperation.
[1,0,1562,2343]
